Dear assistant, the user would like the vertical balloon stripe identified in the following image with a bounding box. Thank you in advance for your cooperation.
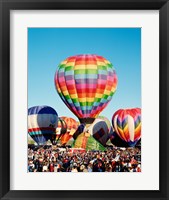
[55,72,74,114]
[122,111,131,142]
[58,60,83,118]
[127,115,135,142]
[113,115,122,141]
[91,60,108,117]
[117,111,128,142]
[72,57,85,118]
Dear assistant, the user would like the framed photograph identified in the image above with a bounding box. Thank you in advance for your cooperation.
[0,0,169,199]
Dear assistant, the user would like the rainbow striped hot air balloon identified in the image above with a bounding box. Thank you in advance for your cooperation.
[112,108,141,147]
[55,54,118,124]
[28,106,58,145]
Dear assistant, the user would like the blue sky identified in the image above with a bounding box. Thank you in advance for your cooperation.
[28,28,141,122]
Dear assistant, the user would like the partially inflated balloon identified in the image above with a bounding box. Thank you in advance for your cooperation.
[28,106,58,145]
[73,116,111,144]
[60,116,78,144]
[112,108,141,147]
[87,118,109,146]
[60,116,78,132]
[55,54,117,123]
[60,133,72,145]
[97,116,111,132]
[73,132,106,151]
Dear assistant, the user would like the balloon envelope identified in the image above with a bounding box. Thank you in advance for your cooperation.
[97,116,111,132]
[28,106,58,145]
[60,133,72,145]
[60,116,78,132]
[73,132,106,151]
[87,118,109,146]
[59,116,78,144]
[55,54,118,123]
[112,108,141,147]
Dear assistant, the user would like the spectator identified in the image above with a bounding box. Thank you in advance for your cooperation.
[28,146,141,172]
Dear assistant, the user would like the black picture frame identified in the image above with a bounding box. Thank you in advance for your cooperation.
[0,0,169,199]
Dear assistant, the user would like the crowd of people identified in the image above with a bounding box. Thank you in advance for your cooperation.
[28,145,141,172]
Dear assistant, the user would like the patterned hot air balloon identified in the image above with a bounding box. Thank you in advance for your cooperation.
[87,118,109,146]
[112,108,141,147]
[60,116,78,131]
[28,106,58,145]
[55,54,118,124]
[97,116,111,132]
[59,116,78,144]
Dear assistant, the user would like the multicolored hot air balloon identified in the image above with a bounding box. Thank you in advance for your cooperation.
[55,54,118,124]
[112,108,141,147]
[60,133,72,145]
[60,116,78,131]
[28,106,58,145]
[59,116,78,144]
[73,132,106,151]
